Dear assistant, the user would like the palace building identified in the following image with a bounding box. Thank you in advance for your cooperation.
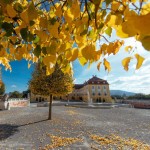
[30,75,112,103]
[67,75,112,103]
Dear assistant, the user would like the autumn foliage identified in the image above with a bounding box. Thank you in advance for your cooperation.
[29,63,73,119]
[0,0,150,73]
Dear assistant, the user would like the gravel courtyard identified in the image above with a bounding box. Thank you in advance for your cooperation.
[0,105,150,150]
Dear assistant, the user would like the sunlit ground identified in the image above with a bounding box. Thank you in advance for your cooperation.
[0,105,150,149]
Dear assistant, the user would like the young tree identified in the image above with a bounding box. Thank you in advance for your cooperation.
[0,0,149,73]
[0,82,5,95]
[29,63,73,120]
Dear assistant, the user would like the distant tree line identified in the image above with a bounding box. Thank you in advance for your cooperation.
[9,90,30,98]
[128,94,150,100]
[112,94,150,100]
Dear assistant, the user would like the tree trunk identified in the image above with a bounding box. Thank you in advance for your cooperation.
[48,94,53,120]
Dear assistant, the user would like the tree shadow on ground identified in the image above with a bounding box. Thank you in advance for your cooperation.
[0,119,48,141]
[0,124,19,141]
[19,119,48,127]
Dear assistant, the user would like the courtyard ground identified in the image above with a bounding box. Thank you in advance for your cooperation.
[0,105,150,149]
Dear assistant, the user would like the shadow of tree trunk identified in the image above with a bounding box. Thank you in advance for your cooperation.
[0,124,19,141]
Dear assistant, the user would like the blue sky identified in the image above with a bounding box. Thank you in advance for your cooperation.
[1,37,150,94]
[1,60,34,93]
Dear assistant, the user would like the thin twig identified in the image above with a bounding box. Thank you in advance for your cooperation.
[35,0,48,7]
[85,0,91,25]
[99,34,110,43]
[138,0,143,14]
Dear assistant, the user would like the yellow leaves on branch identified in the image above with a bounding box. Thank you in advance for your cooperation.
[100,40,124,56]
[0,0,149,73]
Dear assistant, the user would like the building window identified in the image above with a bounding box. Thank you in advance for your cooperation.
[98,93,101,96]
[104,93,107,96]
[92,93,95,96]
[98,86,100,89]
[103,86,106,89]
[92,86,95,89]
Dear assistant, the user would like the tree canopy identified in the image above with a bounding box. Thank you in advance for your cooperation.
[0,81,5,95]
[0,0,150,74]
[29,63,73,96]
[29,63,73,119]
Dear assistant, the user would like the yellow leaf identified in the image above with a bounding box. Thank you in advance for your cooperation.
[48,22,59,38]
[28,2,38,21]
[20,9,29,24]
[64,9,74,24]
[111,1,120,11]
[125,46,133,52]
[106,14,122,27]
[68,48,78,61]
[141,36,150,51]
[123,10,150,37]
[135,54,145,70]
[6,4,17,18]
[40,17,48,29]
[113,40,123,54]
[43,55,56,66]
[78,57,87,66]
[114,25,129,38]
[122,57,132,71]
[106,43,114,55]
[141,3,150,15]
[43,56,56,75]
[103,58,111,72]
[80,44,95,60]
[28,62,31,68]
[55,4,62,17]
[71,0,80,18]
[65,50,72,60]
[97,62,102,71]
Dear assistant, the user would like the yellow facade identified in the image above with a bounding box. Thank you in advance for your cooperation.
[68,84,112,103]
[30,93,50,102]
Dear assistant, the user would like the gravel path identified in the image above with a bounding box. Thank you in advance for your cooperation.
[0,105,150,149]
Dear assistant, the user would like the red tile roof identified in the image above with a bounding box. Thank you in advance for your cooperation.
[74,76,109,89]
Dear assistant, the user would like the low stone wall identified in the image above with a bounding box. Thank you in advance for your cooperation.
[124,100,150,109]
[8,98,30,107]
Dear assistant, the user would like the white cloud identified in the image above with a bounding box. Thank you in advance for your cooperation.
[11,85,17,88]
